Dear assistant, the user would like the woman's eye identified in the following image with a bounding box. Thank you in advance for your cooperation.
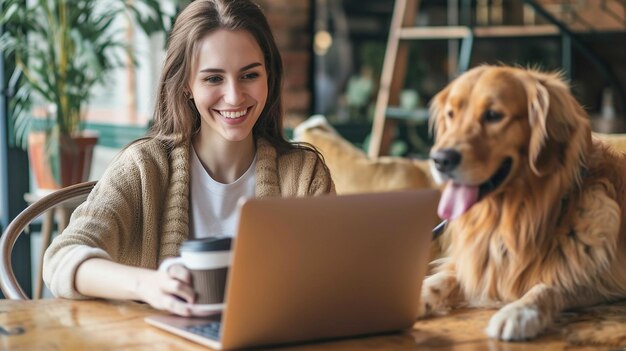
[242,72,260,80]
[482,110,503,123]
[205,75,223,84]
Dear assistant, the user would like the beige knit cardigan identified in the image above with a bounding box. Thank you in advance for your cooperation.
[43,137,335,298]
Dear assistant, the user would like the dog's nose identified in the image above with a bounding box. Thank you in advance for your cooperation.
[431,149,462,173]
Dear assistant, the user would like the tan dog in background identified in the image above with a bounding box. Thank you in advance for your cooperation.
[423,65,626,340]
[294,115,433,194]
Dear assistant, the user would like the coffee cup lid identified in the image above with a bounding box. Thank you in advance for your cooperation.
[181,236,232,252]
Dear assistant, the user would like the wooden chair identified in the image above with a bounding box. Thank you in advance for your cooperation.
[0,181,96,300]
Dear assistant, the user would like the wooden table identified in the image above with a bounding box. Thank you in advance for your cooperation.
[1,299,625,350]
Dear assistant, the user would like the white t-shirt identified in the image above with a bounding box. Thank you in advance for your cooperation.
[189,146,256,238]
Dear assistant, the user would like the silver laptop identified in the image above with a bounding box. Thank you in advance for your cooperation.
[145,189,439,350]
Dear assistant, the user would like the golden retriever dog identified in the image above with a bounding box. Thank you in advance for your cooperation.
[421,65,626,341]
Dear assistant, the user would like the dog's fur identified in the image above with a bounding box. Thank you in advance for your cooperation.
[293,115,434,194]
[422,65,626,341]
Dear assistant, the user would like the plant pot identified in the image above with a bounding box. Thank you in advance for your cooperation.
[28,131,99,189]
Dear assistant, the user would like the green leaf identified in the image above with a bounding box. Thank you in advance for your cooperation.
[0,3,20,23]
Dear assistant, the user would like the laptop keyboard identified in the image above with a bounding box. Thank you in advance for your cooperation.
[184,321,222,340]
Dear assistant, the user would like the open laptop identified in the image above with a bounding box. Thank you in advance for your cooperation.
[145,189,439,350]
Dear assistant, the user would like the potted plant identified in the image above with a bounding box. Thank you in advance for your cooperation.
[0,0,170,189]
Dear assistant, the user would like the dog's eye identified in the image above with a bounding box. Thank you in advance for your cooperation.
[482,110,503,123]
[446,110,454,119]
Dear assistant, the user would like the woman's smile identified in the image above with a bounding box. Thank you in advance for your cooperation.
[213,106,253,125]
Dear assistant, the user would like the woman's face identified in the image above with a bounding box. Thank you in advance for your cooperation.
[189,29,268,144]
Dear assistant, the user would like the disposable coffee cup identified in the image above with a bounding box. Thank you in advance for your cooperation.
[167,236,232,304]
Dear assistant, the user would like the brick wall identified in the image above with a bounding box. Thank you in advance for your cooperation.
[256,0,311,125]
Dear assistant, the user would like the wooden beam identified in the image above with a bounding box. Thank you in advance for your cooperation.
[399,25,559,40]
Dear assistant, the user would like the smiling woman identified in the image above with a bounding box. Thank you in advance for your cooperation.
[189,29,269,182]
[42,0,334,317]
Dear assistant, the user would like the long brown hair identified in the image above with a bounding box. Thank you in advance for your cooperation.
[148,0,311,155]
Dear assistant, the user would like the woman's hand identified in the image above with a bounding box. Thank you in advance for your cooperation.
[135,263,199,316]
[75,258,214,317]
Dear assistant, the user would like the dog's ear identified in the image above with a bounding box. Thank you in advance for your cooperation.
[526,79,552,175]
[429,83,451,139]
[525,71,590,176]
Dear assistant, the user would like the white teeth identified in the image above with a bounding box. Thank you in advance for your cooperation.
[220,108,248,119]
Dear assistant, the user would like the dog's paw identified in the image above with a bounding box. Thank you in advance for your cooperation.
[417,282,448,318]
[417,297,433,318]
[486,302,548,341]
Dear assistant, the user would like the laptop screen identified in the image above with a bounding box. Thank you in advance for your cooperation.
[146,189,439,350]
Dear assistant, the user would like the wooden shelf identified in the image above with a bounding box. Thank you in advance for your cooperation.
[399,25,560,40]
[399,26,470,39]
[473,25,559,37]
[386,107,430,122]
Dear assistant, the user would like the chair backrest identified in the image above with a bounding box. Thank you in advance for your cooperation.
[0,181,97,299]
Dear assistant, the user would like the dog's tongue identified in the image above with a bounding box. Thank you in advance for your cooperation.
[438,183,479,220]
